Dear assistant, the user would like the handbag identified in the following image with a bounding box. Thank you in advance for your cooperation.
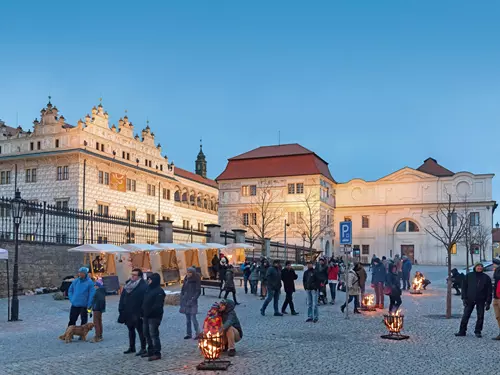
[338,282,346,293]
[384,285,392,295]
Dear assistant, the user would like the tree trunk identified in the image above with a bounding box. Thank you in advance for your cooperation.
[465,248,469,273]
[470,252,474,265]
[446,247,452,319]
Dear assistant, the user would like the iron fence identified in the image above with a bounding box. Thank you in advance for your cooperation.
[172,226,210,244]
[0,197,159,246]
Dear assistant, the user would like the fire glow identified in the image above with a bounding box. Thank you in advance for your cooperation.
[197,332,231,371]
[381,310,409,340]
[360,294,376,311]
[410,274,424,294]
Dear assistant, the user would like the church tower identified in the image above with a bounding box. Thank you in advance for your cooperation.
[195,140,207,178]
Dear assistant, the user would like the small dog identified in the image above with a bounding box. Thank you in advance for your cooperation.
[59,323,95,343]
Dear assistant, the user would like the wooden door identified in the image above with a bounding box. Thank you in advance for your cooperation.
[400,245,415,263]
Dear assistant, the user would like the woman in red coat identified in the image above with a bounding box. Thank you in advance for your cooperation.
[327,261,340,305]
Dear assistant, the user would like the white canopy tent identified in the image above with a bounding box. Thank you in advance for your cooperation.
[0,248,9,321]
[120,244,159,282]
[223,243,252,265]
[0,248,8,260]
[153,243,192,284]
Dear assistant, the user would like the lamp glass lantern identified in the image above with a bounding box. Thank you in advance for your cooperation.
[11,190,26,224]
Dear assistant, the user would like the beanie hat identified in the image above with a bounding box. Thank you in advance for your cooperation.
[78,267,89,275]
[187,267,197,273]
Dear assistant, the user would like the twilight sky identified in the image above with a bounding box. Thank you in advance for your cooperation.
[0,0,499,222]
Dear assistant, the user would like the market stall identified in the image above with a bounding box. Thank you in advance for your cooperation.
[153,243,189,284]
[223,243,252,266]
[175,244,203,280]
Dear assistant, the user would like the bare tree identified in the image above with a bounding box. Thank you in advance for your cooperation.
[458,197,473,270]
[474,223,491,261]
[425,194,467,318]
[241,179,283,249]
[295,190,330,250]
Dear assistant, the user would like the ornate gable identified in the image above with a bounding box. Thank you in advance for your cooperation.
[378,167,436,183]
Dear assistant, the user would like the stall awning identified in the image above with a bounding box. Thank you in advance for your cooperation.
[204,243,227,249]
[0,248,8,260]
[154,243,191,251]
[224,243,255,250]
[68,244,131,253]
[121,244,159,252]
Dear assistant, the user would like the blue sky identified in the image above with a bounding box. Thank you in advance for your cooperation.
[1,1,499,223]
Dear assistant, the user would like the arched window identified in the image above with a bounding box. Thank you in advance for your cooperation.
[174,191,181,202]
[210,200,215,211]
[203,199,208,209]
[197,196,202,207]
[182,192,187,202]
[190,194,195,205]
[396,220,419,233]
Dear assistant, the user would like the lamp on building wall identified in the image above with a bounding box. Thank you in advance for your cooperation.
[112,150,116,158]
[10,189,26,321]
[136,158,140,166]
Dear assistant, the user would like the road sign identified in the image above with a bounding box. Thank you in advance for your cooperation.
[340,221,352,245]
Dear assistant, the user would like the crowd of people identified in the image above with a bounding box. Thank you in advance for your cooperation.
[62,253,500,363]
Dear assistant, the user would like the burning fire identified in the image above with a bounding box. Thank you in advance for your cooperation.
[384,310,403,333]
[198,331,223,360]
[362,294,374,307]
[412,274,425,291]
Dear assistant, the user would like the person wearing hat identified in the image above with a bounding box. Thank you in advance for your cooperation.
[141,273,165,361]
[68,267,95,327]
[455,262,493,338]
[91,279,106,342]
[180,267,202,339]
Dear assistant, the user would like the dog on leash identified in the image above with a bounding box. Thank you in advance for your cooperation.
[59,323,95,343]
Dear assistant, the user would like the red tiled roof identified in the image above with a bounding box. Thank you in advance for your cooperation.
[230,144,314,160]
[174,167,218,189]
[417,158,454,177]
[493,228,500,243]
[217,144,335,182]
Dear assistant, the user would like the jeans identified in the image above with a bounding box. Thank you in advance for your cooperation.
[93,311,103,338]
[306,290,319,320]
[250,280,258,294]
[127,318,146,350]
[329,282,337,301]
[342,295,359,309]
[374,282,384,306]
[389,295,402,313]
[281,292,296,313]
[68,306,88,326]
[398,272,403,289]
[243,275,249,293]
[261,288,280,314]
[402,274,410,290]
[459,302,485,334]
[185,313,199,337]
[143,317,162,356]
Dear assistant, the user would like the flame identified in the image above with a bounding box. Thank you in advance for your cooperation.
[384,310,403,333]
[362,294,374,307]
[412,274,424,291]
[198,331,223,360]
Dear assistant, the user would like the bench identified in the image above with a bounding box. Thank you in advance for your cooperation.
[200,280,221,296]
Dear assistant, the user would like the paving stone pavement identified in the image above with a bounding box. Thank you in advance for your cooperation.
[0,266,498,375]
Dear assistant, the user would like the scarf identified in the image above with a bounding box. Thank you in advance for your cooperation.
[124,278,141,294]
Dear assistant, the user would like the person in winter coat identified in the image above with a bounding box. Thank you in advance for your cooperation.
[180,267,201,339]
[260,260,270,300]
[218,258,228,298]
[456,263,493,338]
[242,260,252,294]
[219,299,243,357]
[450,268,464,295]
[281,261,299,315]
[371,258,387,309]
[316,257,329,304]
[341,265,362,314]
[91,279,106,342]
[386,263,402,313]
[327,260,340,304]
[356,262,367,295]
[402,256,412,290]
[68,267,95,327]
[394,255,403,288]
[141,273,165,361]
[249,262,259,295]
[211,254,220,280]
[492,263,500,340]
[260,260,282,316]
[369,254,377,271]
[223,265,240,304]
[303,261,320,322]
[119,268,148,356]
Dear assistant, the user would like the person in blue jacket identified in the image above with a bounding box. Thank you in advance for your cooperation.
[402,256,412,290]
[68,267,95,326]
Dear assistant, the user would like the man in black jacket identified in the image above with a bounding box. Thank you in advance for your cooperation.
[492,261,500,340]
[303,261,319,322]
[281,261,299,315]
[455,263,493,338]
[141,273,165,361]
[260,260,282,316]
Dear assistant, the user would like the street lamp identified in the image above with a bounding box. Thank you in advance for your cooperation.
[301,232,306,263]
[284,220,290,261]
[10,189,26,321]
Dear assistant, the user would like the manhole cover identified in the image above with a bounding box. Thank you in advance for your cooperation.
[423,314,462,319]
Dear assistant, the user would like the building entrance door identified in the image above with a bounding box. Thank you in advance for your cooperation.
[400,245,415,263]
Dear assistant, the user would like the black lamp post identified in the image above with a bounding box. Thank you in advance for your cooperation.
[10,189,26,321]
[284,220,290,261]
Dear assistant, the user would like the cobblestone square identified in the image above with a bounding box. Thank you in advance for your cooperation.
[0,266,497,375]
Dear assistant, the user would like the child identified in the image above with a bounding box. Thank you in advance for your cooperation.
[91,279,106,342]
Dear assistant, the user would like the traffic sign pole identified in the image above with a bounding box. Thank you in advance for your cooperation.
[339,221,352,320]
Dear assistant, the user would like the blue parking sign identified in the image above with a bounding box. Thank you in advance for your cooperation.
[340,221,352,245]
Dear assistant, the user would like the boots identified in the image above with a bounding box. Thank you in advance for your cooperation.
[123,347,136,354]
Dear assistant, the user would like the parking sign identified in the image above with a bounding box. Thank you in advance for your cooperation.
[340,221,352,245]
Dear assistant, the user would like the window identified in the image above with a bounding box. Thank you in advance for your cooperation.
[163,188,170,200]
[296,211,303,223]
[1,171,11,185]
[25,168,37,183]
[450,243,457,255]
[362,244,370,255]
[37,141,41,150]
[0,146,2,154]
[243,213,249,226]
[197,196,202,207]
[160,164,163,171]
[55,200,69,210]
[127,152,130,160]
[198,223,204,231]
[470,212,480,227]
[174,191,181,202]
[183,220,190,229]
[448,212,457,227]
[190,194,195,205]
[182,192,188,202]
[98,171,109,185]
[344,216,351,222]
[97,236,108,244]
[250,212,257,225]
[96,142,100,150]
[57,166,69,181]
[145,159,148,167]
[362,216,370,229]
[396,220,419,232]
[408,221,419,232]
[97,204,109,216]
[126,178,136,192]
[55,139,59,148]
[288,183,295,194]
[122,151,126,159]
[101,144,104,152]
[147,184,156,196]
[241,186,249,196]
[296,183,304,194]
[147,213,156,224]
[250,185,257,196]
[287,212,296,225]
[126,209,136,221]
[148,160,152,168]
[30,142,34,151]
